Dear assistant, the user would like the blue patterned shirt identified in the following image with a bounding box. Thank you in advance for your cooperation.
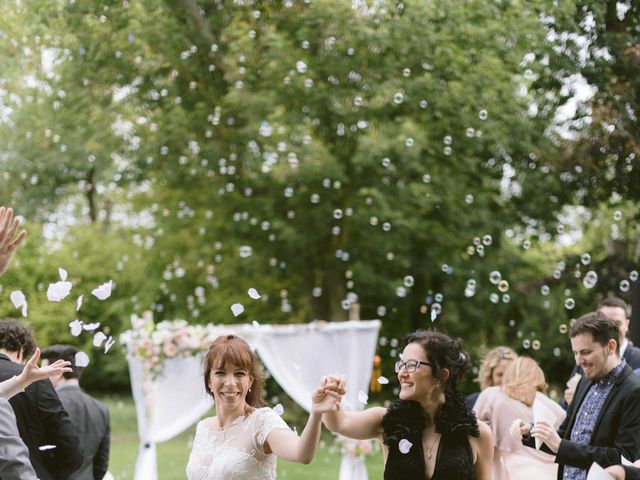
[563,360,626,480]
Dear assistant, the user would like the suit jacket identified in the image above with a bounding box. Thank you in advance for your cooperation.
[0,398,38,480]
[0,354,83,480]
[56,384,110,480]
[524,364,640,479]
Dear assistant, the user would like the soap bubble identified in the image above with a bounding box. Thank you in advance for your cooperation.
[489,271,502,285]
[620,280,631,292]
[482,235,493,246]
[582,271,598,289]
[540,285,550,296]
[498,280,509,293]
[564,298,575,310]
[580,253,591,265]
[403,276,414,287]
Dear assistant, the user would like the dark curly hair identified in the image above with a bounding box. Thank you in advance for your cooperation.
[403,329,479,438]
[0,319,36,359]
[41,344,82,380]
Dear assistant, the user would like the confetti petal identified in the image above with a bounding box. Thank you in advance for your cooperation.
[248,288,261,299]
[82,322,101,331]
[273,404,284,416]
[47,281,72,302]
[104,336,115,353]
[38,445,57,451]
[357,390,368,405]
[91,280,113,300]
[252,320,260,328]
[76,295,84,311]
[74,351,90,367]
[377,376,389,385]
[59,268,67,282]
[10,291,27,317]
[93,332,107,347]
[399,439,413,454]
[231,303,244,317]
[69,320,83,337]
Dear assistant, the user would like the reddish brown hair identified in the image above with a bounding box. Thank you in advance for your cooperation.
[203,335,265,407]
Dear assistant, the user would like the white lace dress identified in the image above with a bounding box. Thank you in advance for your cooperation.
[186,407,291,480]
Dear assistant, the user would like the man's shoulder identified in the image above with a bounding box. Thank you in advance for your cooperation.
[625,344,640,368]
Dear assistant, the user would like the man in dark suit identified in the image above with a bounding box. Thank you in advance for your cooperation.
[563,296,640,406]
[0,320,83,480]
[521,311,640,479]
[41,344,111,480]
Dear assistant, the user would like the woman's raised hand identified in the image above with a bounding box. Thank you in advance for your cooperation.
[311,375,347,414]
[17,348,72,389]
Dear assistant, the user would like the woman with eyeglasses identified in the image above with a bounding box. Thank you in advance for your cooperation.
[321,329,493,479]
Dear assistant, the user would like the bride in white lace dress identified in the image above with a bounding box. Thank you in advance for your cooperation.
[186,334,342,480]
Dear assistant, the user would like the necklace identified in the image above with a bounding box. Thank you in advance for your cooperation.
[425,433,440,460]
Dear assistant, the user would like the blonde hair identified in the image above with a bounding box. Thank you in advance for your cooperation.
[477,346,517,390]
[502,357,547,406]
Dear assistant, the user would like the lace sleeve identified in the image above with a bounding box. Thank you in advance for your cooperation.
[254,408,291,448]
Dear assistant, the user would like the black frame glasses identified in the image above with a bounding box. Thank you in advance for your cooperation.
[394,359,434,373]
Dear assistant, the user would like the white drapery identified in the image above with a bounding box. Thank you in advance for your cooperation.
[126,320,381,480]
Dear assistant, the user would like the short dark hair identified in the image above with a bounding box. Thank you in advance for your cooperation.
[598,296,630,317]
[0,320,36,358]
[570,311,620,354]
[41,344,82,380]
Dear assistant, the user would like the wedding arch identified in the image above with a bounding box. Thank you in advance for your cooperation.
[120,315,381,480]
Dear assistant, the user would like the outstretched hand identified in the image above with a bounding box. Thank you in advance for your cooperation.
[0,206,27,276]
[17,348,72,390]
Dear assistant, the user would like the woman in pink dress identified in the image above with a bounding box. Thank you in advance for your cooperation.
[474,357,565,480]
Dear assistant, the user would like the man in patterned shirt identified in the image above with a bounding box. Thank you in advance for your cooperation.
[521,311,640,480]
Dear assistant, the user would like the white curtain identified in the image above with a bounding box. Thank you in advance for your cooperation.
[128,354,213,480]
[126,320,380,480]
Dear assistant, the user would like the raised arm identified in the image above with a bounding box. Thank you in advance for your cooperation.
[16,348,72,390]
[265,380,343,464]
[0,206,27,276]
[321,375,386,440]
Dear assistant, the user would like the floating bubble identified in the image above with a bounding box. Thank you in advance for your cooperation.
[582,271,598,289]
[489,271,502,285]
[393,92,404,104]
[532,340,541,350]
[341,299,350,310]
[559,323,568,334]
[580,253,591,265]
[540,285,550,296]
[422,174,431,183]
[522,339,531,349]
[631,271,639,282]
[239,246,253,258]
[564,298,575,310]
[465,194,474,204]
[434,293,443,302]
[476,245,485,255]
[419,100,428,109]
[441,264,449,273]
[295,60,307,73]
[333,209,343,219]
[370,216,379,226]
[310,193,320,203]
[431,303,442,315]
[403,276,414,287]
[396,286,407,297]
[498,280,509,292]
[482,235,493,246]
[379,336,388,346]
[479,109,488,120]
[390,338,399,348]
[552,270,562,280]
[620,280,631,292]
[312,287,322,297]
[489,293,499,303]
[553,347,561,357]
[613,210,622,221]
[502,294,511,303]
[382,222,391,232]
[464,286,476,298]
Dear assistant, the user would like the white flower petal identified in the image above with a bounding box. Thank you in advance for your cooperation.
[91,280,113,300]
[21,304,28,317]
[93,332,107,347]
[58,268,67,282]
[104,336,115,353]
[74,351,90,367]
[47,281,72,302]
[76,295,84,311]
[231,303,244,317]
[399,438,413,454]
[357,390,368,405]
[273,404,284,416]
[69,320,83,337]
[10,290,25,308]
[82,322,101,331]
[252,320,260,328]
[377,376,389,385]
[248,288,261,299]
[38,445,57,451]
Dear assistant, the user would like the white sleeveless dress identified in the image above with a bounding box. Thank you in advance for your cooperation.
[186,407,290,480]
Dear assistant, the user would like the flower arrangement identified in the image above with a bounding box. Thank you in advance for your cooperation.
[120,315,222,378]
[334,434,377,459]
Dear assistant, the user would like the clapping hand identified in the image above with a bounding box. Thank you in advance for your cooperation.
[0,206,27,276]
[530,420,561,453]
[17,348,72,390]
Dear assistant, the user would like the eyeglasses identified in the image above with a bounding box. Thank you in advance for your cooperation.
[394,359,433,374]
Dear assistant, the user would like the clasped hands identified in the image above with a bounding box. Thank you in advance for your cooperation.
[310,374,347,414]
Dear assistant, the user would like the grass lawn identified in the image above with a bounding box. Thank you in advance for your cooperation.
[104,395,384,480]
